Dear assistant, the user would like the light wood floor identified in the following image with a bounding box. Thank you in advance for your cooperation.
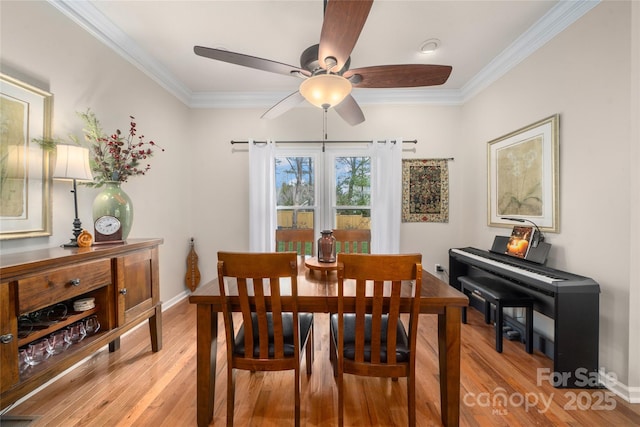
[3,297,640,426]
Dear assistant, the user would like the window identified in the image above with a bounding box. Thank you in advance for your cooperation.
[275,149,371,235]
[250,140,401,254]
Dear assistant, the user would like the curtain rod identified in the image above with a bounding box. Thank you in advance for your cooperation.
[230,139,417,145]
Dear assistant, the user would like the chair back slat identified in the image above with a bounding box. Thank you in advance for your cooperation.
[332,229,371,254]
[269,276,285,358]
[369,281,384,364]
[354,279,366,362]
[236,277,255,357]
[276,229,315,255]
[385,282,402,365]
[251,277,270,358]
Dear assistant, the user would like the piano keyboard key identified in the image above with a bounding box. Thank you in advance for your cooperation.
[451,248,565,284]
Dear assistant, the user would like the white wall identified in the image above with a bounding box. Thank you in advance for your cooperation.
[460,0,638,397]
[188,105,463,282]
[627,0,640,398]
[0,1,192,305]
[1,0,638,398]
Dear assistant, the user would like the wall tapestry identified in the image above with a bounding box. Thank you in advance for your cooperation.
[402,158,449,223]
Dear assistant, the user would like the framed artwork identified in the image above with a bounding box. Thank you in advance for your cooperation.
[402,158,449,223]
[0,74,53,240]
[487,114,559,232]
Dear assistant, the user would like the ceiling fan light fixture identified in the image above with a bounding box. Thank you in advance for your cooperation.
[419,38,440,54]
[299,74,352,109]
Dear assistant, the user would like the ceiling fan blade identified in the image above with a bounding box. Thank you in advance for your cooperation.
[318,0,373,72]
[194,46,310,78]
[344,64,453,88]
[334,94,365,126]
[261,91,306,120]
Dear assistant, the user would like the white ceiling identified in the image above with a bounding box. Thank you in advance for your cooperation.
[50,0,598,108]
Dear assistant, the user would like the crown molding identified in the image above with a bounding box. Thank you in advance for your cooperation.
[189,88,464,109]
[460,0,600,102]
[48,0,194,105]
[48,0,599,109]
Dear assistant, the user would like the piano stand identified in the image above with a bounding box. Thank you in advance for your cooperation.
[450,245,601,388]
[460,276,534,354]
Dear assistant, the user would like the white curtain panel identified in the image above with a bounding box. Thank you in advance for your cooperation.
[370,139,402,254]
[248,140,277,252]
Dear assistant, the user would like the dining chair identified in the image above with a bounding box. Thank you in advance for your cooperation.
[330,253,422,426]
[275,228,315,256]
[217,251,314,426]
[332,228,371,254]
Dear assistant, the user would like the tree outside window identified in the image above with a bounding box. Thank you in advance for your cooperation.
[275,156,314,230]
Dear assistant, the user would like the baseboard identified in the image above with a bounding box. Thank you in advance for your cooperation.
[0,415,41,426]
[466,298,639,403]
[599,374,640,403]
[161,289,190,311]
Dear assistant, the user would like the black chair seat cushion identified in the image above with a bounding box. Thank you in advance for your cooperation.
[330,313,410,363]
[234,312,313,358]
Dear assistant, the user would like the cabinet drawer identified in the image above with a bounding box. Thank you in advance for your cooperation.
[18,259,112,314]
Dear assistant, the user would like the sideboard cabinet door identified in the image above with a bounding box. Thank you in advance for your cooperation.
[114,246,162,351]
[0,282,18,393]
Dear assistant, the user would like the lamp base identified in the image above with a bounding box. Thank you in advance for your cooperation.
[61,240,79,248]
[61,216,82,249]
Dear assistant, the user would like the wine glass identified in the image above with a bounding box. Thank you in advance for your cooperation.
[18,349,30,374]
[49,330,70,354]
[67,322,86,344]
[26,339,52,365]
[84,316,100,335]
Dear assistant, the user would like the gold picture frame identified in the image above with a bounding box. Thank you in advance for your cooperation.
[487,114,559,232]
[0,74,53,240]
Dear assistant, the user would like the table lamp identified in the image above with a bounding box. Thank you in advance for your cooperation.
[53,144,93,247]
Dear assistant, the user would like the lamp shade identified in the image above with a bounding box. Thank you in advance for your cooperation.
[53,145,93,181]
[299,74,352,109]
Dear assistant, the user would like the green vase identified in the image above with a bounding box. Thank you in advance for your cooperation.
[92,181,133,239]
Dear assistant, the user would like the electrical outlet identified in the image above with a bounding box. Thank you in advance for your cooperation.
[435,263,444,273]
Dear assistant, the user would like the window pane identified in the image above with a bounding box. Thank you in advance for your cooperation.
[335,156,370,230]
[335,208,370,230]
[276,156,314,206]
[276,209,314,230]
[276,156,314,230]
[335,156,370,206]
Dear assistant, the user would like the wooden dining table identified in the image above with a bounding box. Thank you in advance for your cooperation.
[189,257,468,426]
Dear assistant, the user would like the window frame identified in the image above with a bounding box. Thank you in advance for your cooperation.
[274,144,373,237]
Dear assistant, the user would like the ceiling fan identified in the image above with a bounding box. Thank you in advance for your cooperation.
[194,0,452,126]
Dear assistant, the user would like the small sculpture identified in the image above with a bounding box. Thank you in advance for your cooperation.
[77,229,93,247]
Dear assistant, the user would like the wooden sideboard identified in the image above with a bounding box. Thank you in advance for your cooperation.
[0,238,163,408]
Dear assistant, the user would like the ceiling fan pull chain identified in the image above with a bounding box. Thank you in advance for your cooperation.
[322,107,328,153]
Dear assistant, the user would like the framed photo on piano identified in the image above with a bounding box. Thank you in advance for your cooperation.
[487,114,559,232]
